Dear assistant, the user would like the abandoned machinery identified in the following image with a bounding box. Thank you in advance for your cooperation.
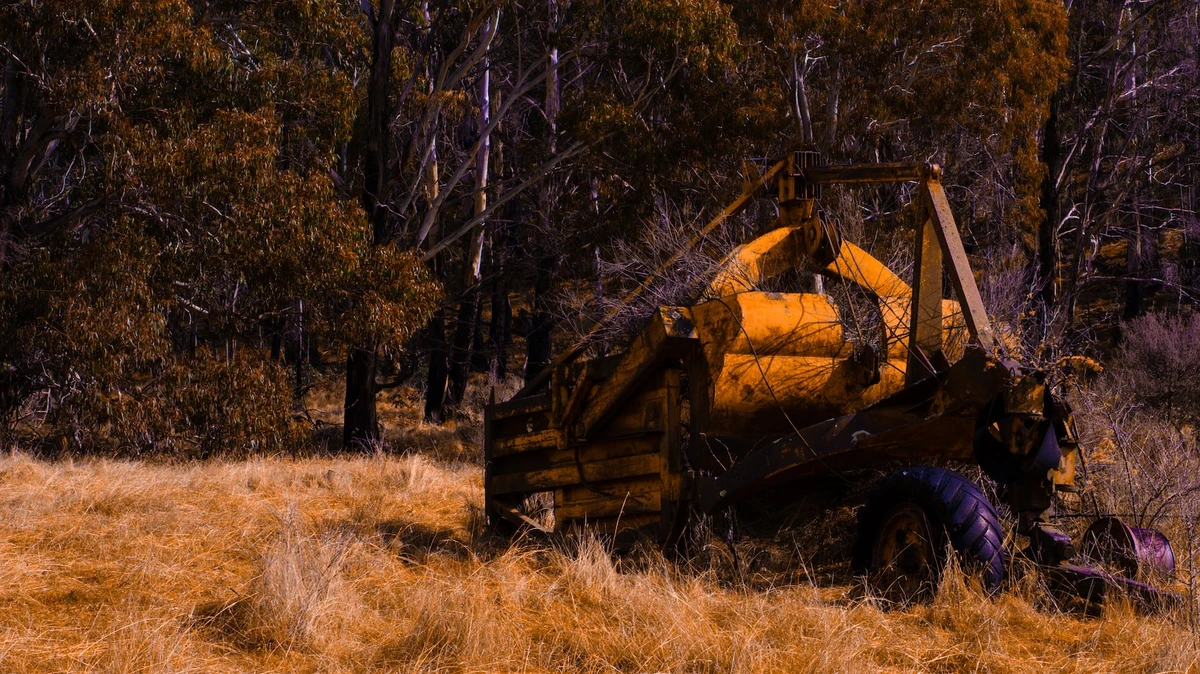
[483,151,1179,608]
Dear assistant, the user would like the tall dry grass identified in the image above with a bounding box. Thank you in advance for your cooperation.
[0,449,1196,673]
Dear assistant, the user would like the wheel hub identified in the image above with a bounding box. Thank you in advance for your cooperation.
[872,502,939,603]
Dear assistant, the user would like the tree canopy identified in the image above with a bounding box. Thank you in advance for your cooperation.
[0,0,1195,455]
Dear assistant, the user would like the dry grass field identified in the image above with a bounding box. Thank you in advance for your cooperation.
[0,447,1197,673]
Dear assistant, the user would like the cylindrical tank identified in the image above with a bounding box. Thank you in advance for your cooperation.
[690,291,963,440]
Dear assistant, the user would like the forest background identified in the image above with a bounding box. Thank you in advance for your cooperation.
[0,0,1197,457]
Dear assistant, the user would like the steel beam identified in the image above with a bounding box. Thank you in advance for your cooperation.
[907,215,944,384]
[795,162,934,185]
[922,180,997,351]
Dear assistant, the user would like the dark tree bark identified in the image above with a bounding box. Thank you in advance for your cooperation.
[1123,234,1145,319]
[525,7,559,388]
[0,57,20,214]
[447,289,480,406]
[525,258,554,384]
[490,272,512,378]
[343,347,379,449]
[362,0,396,245]
[269,319,283,362]
[284,300,305,397]
[469,291,489,373]
[1123,189,1156,319]
[424,307,449,422]
[1037,93,1061,321]
[344,0,396,448]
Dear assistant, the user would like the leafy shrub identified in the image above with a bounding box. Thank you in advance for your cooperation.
[39,352,305,459]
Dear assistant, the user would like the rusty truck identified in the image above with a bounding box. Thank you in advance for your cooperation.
[482,152,1177,606]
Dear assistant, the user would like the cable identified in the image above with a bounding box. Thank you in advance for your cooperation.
[713,295,853,486]
[823,213,945,381]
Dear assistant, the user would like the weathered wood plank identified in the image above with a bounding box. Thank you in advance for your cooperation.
[490,453,662,495]
[553,362,595,431]
[489,394,552,420]
[578,307,698,439]
[597,386,666,438]
[489,434,661,476]
[659,367,684,544]
[556,483,662,521]
[490,428,560,458]
[560,475,662,502]
[558,513,661,536]
[489,405,555,443]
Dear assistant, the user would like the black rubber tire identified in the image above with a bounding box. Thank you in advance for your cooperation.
[852,466,1006,595]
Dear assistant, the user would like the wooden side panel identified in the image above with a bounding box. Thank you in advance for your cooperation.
[490,394,553,420]
[559,513,662,538]
[596,386,667,438]
[577,307,698,439]
[556,477,663,520]
[490,453,662,495]
[490,435,661,477]
[659,368,685,542]
[490,428,559,458]
[489,405,554,443]
[486,367,688,546]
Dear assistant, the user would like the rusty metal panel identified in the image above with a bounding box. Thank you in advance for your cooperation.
[907,216,943,384]
[923,180,997,351]
[796,162,932,185]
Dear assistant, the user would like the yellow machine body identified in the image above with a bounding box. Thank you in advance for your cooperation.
[480,156,1178,613]
[693,225,966,437]
[485,158,1006,543]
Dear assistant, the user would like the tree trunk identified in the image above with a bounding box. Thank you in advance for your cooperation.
[343,347,379,450]
[824,55,841,149]
[791,52,813,146]
[362,0,396,245]
[525,259,554,384]
[424,307,449,422]
[490,273,511,377]
[1124,188,1153,320]
[525,4,559,387]
[285,299,305,397]
[443,10,495,410]
[1123,228,1144,320]
[447,289,480,406]
[344,0,395,447]
[1037,93,1061,322]
[469,293,489,373]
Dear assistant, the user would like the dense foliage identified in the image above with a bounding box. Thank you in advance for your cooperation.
[0,0,1196,454]
[0,1,437,455]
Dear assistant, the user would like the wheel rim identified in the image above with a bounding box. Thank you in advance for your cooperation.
[871,502,939,603]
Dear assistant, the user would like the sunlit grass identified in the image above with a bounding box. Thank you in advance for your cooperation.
[0,450,1195,672]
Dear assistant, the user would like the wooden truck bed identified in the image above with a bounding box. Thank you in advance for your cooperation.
[484,365,687,545]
